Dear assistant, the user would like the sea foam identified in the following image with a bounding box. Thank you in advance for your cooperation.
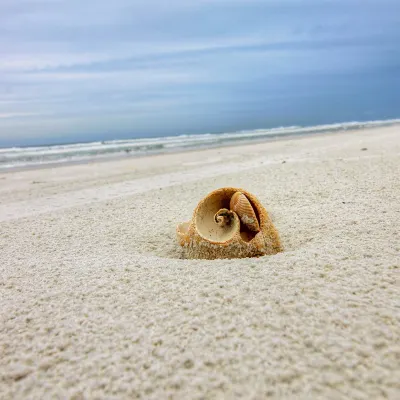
[1,119,399,169]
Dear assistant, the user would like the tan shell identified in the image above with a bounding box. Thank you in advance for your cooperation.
[176,187,282,259]
[230,191,260,232]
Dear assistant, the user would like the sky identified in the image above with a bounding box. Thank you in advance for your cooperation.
[0,0,399,146]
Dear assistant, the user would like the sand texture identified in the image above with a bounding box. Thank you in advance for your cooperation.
[0,126,399,399]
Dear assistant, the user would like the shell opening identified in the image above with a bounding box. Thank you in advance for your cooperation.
[195,192,240,243]
[239,230,257,242]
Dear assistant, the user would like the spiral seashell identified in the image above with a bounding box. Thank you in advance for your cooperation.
[230,191,260,232]
[176,187,282,259]
[214,208,235,227]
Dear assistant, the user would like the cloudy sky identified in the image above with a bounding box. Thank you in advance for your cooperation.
[0,0,399,146]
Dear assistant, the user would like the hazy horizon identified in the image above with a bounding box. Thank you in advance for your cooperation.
[1,0,399,147]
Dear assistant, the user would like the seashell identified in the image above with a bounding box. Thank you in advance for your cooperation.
[176,187,282,259]
[230,191,260,232]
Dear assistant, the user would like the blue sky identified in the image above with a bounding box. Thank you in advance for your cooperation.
[0,0,399,146]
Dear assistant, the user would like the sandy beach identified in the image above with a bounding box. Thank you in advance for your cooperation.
[0,125,399,399]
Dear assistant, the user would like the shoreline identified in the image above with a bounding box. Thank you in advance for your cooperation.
[1,122,399,174]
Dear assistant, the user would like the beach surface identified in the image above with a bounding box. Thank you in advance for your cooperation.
[1,126,399,399]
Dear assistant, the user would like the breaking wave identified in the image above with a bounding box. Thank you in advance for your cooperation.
[1,119,399,170]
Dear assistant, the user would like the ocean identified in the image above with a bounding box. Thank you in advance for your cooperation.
[1,119,399,170]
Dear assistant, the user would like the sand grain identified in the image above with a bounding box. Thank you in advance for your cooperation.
[1,126,399,399]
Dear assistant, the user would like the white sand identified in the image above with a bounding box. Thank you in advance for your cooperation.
[1,126,399,399]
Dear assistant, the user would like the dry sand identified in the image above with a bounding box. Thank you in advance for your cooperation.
[0,126,399,399]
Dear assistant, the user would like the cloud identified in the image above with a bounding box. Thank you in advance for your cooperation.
[0,0,399,144]
[0,112,40,119]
